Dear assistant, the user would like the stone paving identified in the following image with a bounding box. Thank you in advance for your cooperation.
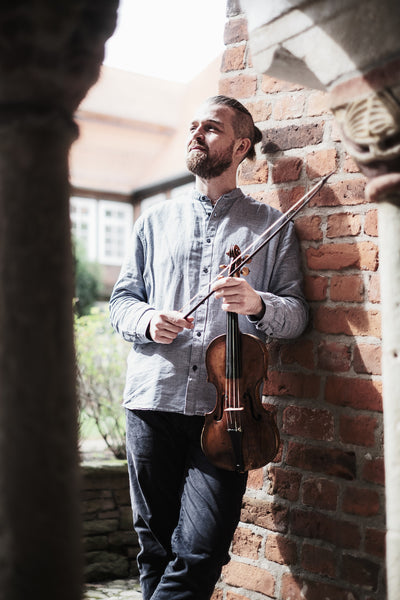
[84,578,142,600]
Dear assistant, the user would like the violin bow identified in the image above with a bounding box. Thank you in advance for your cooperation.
[182,171,333,319]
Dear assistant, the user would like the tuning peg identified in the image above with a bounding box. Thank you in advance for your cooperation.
[241,267,250,276]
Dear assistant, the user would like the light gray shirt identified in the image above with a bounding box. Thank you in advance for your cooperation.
[109,188,308,416]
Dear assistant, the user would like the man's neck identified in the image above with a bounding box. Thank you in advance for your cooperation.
[195,173,237,205]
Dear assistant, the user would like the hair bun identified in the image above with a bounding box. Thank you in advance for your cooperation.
[254,126,263,144]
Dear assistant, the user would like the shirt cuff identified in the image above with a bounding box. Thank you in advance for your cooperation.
[247,292,284,333]
[135,308,156,343]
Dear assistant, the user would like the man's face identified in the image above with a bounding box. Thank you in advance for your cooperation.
[186,102,237,179]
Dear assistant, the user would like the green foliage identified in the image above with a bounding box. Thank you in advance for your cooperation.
[73,239,100,316]
[75,306,130,459]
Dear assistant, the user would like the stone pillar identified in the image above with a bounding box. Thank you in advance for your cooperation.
[0,3,118,599]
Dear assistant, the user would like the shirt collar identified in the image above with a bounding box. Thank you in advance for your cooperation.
[193,187,244,216]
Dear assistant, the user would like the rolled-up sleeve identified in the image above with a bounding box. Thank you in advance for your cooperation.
[247,221,309,339]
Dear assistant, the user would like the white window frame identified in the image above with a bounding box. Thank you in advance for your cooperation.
[70,196,98,262]
[97,200,133,266]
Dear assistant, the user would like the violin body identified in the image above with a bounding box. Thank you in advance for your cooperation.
[202,331,280,472]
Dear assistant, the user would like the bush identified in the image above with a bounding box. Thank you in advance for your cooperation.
[75,306,130,459]
[73,239,100,316]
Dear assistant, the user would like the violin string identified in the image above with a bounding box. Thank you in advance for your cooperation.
[234,317,239,431]
[180,173,331,318]
[227,314,234,429]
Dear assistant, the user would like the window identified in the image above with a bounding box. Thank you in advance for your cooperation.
[70,196,133,266]
[70,197,97,261]
[98,200,133,265]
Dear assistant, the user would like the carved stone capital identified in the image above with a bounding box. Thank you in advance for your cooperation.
[331,86,400,179]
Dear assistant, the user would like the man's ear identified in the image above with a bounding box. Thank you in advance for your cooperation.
[234,137,252,161]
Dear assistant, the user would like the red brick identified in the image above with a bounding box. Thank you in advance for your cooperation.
[281,573,358,600]
[283,405,334,441]
[307,90,329,116]
[261,75,302,93]
[342,553,380,591]
[222,561,275,597]
[231,527,262,560]
[301,542,336,577]
[245,99,272,123]
[246,468,263,490]
[317,341,351,372]
[262,185,305,212]
[240,496,289,533]
[265,532,297,565]
[325,376,383,411]
[224,18,248,44]
[237,159,268,184]
[312,179,366,207]
[302,477,339,511]
[339,414,378,447]
[306,148,337,178]
[271,156,302,183]
[353,343,381,375]
[273,93,305,120]
[295,214,323,241]
[264,370,320,399]
[306,241,379,271]
[342,485,380,517]
[211,589,223,600]
[330,274,364,302]
[262,123,324,153]
[304,275,328,301]
[343,154,360,173]
[368,273,380,303]
[267,466,301,502]
[290,508,361,549]
[365,208,378,236]
[363,457,385,486]
[226,592,248,600]
[219,74,258,99]
[279,339,315,369]
[221,45,246,72]
[313,306,381,337]
[327,212,361,237]
[365,528,386,558]
[286,441,357,480]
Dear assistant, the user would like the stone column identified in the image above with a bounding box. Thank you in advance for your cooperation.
[0,3,118,600]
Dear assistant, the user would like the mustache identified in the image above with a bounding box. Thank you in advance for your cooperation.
[189,142,208,152]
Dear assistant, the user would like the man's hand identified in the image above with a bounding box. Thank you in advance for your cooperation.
[212,277,264,317]
[148,310,194,344]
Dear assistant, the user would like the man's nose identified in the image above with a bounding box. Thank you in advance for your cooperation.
[192,126,205,141]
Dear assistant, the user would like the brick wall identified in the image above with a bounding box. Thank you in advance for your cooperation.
[214,2,385,599]
[81,462,139,582]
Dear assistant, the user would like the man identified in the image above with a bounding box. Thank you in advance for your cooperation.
[109,95,308,599]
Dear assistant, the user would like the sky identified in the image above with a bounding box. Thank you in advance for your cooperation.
[104,0,227,83]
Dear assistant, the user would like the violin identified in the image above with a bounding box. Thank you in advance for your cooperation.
[201,244,280,472]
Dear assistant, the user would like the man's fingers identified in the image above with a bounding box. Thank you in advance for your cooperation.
[149,311,194,343]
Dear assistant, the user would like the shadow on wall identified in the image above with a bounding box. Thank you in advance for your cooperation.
[218,156,384,597]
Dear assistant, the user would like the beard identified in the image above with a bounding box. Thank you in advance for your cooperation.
[186,142,234,179]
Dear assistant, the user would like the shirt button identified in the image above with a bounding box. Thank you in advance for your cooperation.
[206,238,211,243]
[196,331,201,337]
[203,267,208,273]
[192,365,198,371]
